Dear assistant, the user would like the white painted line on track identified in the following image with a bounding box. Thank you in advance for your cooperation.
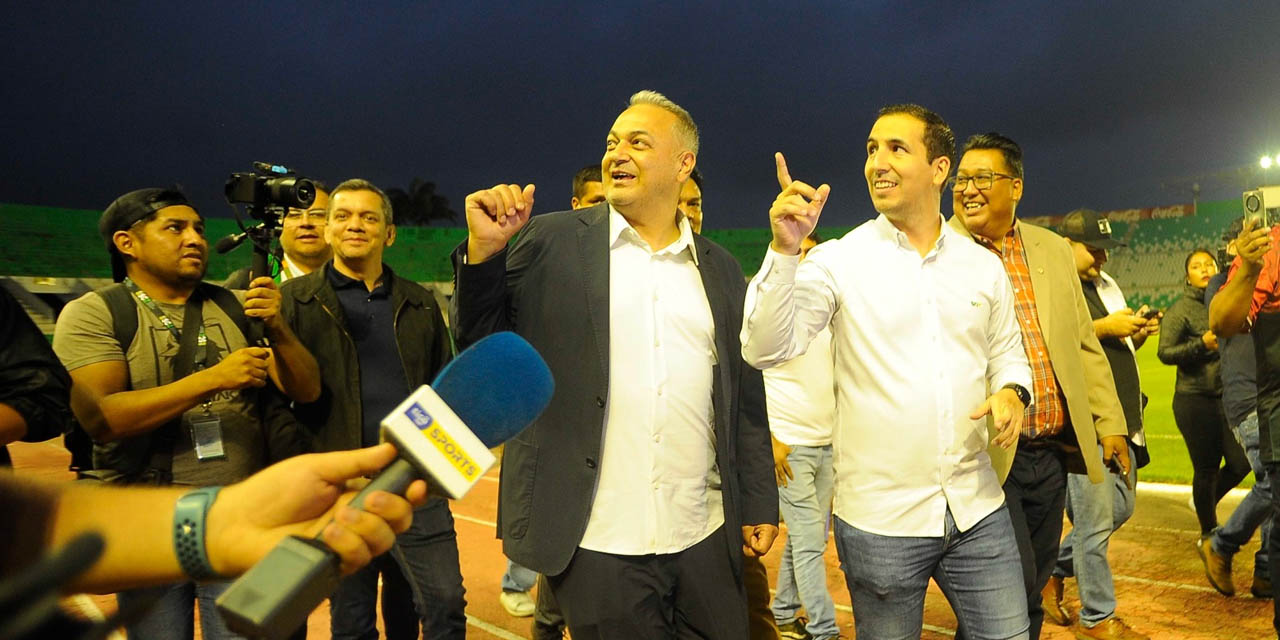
[466,612,529,639]
[454,513,498,528]
[1113,573,1221,594]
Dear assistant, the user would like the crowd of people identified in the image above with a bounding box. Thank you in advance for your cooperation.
[0,89,1277,640]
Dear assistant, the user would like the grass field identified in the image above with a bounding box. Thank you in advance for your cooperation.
[1134,339,1253,487]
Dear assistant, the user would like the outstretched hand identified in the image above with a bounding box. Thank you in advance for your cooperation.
[769,153,829,255]
[205,443,428,577]
[465,183,536,264]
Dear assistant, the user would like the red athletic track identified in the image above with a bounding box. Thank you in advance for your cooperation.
[9,439,1272,639]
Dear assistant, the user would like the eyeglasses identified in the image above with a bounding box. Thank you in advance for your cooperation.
[949,173,1016,192]
[283,210,327,224]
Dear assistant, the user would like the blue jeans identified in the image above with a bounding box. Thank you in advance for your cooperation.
[117,579,241,640]
[1053,443,1137,626]
[1214,412,1274,576]
[832,505,1029,640]
[330,497,467,640]
[503,558,538,592]
[771,444,838,640]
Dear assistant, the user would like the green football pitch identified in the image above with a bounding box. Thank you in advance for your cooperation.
[1135,341,1253,487]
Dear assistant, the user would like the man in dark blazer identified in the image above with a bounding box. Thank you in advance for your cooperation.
[450,90,778,640]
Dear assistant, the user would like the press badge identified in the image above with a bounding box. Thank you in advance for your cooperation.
[190,414,227,461]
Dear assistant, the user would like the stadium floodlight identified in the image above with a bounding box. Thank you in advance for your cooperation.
[1275,153,1280,166]
[1264,155,1275,169]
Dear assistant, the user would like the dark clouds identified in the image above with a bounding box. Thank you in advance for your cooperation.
[2,1,1278,227]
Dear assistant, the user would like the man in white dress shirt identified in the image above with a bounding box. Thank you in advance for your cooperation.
[741,104,1034,639]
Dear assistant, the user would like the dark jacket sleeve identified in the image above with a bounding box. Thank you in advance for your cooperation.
[725,256,779,528]
[449,221,544,351]
[1157,297,1213,367]
[0,288,72,443]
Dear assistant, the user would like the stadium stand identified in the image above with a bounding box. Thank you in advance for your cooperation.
[0,198,1246,332]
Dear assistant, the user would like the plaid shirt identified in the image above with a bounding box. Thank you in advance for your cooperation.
[975,224,1066,439]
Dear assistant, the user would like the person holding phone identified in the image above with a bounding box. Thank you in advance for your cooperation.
[1044,209,1159,638]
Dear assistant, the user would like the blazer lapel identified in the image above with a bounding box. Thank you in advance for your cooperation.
[578,205,611,382]
[1022,227,1054,338]
[694,236,734,437]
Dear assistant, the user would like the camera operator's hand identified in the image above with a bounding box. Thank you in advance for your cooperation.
[769,152,829,255]
[244,276,284,332]
[466,184,535,264]
[1237,217,1273,276]
[203,347,271,392]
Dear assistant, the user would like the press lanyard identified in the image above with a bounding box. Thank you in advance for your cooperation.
[123,278,213,412]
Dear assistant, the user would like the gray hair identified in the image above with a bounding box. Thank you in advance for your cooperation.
[629,90,699,156]
[328,178,394,224]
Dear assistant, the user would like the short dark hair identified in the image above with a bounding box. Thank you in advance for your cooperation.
[877,104,955,165]
[572,165,603,200]
[689,167,703,190]
[961,132,1024,179]
[329,178,394,224]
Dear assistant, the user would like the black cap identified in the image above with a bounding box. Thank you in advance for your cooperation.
[1061,208,1125,250]
[99,188,194,282]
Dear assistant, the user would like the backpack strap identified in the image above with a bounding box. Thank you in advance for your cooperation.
[95,283,138,371]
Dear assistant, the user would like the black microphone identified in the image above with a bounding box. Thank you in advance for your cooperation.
[214,231,248,254]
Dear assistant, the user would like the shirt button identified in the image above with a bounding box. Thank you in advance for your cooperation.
[653,434,662,443]
[595,396,605,408]
[657,386,664,396]
[585,457,597,469]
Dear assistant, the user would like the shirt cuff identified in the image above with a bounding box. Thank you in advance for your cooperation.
[761,247,801,284]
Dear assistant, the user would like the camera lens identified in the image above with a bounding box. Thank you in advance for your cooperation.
[1246,193,1262,213]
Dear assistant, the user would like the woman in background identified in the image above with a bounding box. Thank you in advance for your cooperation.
[1158,248,1250,538]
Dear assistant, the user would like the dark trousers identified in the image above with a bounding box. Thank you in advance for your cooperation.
[547,526,747,640]
[743,555,780,640]
[1172,392,1252,534]
[532,573,566,640]
[1269,462,1280,635]
[1002,446,1068,640]
[330,497,467,640]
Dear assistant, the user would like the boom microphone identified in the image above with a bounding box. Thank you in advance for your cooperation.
[216,331,553,639]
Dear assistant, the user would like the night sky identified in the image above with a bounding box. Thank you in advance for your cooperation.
[4,1,1280,229]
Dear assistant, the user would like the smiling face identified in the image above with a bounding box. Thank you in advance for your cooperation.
[952,148,1023,241]
[281,188,331,264]
[864,113,950,217]
[602,104,693,214]
[326,189,395,266]
[116,205,208,286]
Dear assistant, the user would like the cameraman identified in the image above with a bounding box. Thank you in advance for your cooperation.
[52,187,319,640]
[224,184,332,289]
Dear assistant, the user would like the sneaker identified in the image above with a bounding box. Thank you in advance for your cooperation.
[499,590,536,617]
[777,617,814,640]
[1072,617,1149,640]
[1253,574,1274,599]
[1196,536,1235,596]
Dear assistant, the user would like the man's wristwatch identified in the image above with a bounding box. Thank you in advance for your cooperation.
[1002,383,1031,407]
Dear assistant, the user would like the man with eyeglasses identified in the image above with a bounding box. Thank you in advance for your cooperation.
[223,185,333,289]
[948,133,1131,640]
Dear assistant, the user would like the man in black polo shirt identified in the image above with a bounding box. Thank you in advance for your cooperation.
[279,178,464,640]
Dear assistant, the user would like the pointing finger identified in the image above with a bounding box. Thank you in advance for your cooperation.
[775,152,793,190]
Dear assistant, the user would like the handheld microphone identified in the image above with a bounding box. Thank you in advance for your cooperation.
[216,332,553,639]
[214,231,248,254]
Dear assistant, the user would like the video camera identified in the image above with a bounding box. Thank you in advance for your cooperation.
[225,162,317,222]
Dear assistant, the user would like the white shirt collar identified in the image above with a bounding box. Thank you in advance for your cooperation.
[608,205,699,266]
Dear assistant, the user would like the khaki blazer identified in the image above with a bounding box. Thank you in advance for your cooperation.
[949,217,1127,484]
